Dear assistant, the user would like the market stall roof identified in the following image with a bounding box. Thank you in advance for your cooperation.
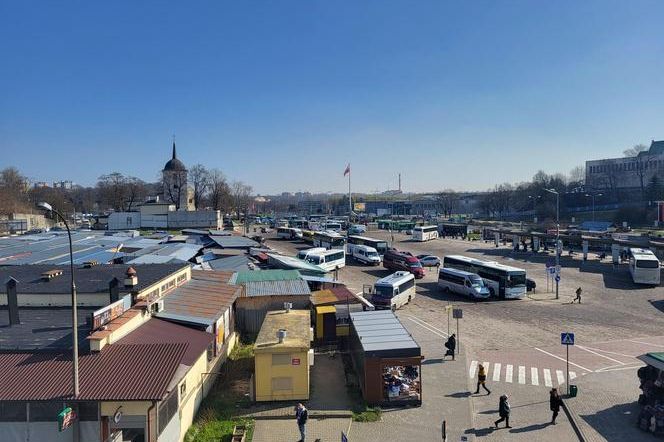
[311,286,361,306]
[350,310,421,358]
[210,236,260,249]
[254,309,310,353]
[266,253,327,275]
[637,352,664,372]
[231,269,301,284]
[202,255,253,271]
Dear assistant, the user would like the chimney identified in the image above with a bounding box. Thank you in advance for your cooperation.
[124,267,138,287]
[277,328,287,343]
[6,278,19,325]
[109,277,120,303]
[284,302,292,313]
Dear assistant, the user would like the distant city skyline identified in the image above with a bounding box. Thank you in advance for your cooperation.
[2,1,663,194]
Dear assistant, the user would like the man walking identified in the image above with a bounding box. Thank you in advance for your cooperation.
[573,287,582,304]
[550,388,563,425]
[444,334,456,360]
[474,364,491,394]
[494,394,512,428]
[295,402,308,442]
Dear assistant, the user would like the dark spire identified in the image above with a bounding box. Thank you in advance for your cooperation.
[172,137,177,160]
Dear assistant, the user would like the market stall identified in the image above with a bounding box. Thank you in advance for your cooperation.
[636,352,664,435]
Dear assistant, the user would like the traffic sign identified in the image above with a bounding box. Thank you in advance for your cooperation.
[452,308,463,319]
[548,267,556,275]
[561,332,575,345]
[342,431,348,442]
[555,275,560,282]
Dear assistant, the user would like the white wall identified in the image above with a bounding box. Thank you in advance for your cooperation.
[108,212,142,231]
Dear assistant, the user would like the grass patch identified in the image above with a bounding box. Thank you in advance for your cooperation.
[352,406,382,422]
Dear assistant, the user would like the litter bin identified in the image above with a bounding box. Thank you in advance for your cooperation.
[569,385,578,397]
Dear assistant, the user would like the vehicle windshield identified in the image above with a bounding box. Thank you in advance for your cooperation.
[636,260,660,269]
[367,251,379,257]
[306,256,322,265]
[470,276,484,288]
[374,285,394,298]
[508,273,527,287]
[408,260,422,269]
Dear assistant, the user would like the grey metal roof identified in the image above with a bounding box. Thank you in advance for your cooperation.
[210,236,260,249]
[244,279,311,297]
[128,255,182,264]
[350,310,420,357]
[204,255,252,271]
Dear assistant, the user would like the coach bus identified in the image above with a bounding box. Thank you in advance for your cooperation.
[347,235,389,256]
[443,255,526,299]
[628,248,661,285]
[413,225,439,241]
[313,231,346,250]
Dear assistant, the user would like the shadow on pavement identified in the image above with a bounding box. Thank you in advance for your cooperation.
[422,358,443,365]
[579,401,642,442]
[445,391,472,398]
[649,299,664,313]
[508,422,551,433]
[468,426,496,437]
[416,281,478,304]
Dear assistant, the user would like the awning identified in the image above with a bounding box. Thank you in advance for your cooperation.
[637,353,664,372]
[301,275,337,284]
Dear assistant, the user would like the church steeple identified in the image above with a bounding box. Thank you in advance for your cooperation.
[172,140,177,160]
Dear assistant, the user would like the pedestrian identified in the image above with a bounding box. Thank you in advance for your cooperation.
[494,394,512,429]
[550,388,563,425]
[474,364,491,394]
[295,402,308,442]
[444,334,456,360]
[573,287,582,304]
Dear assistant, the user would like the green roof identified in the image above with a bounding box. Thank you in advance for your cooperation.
[232,269,301,284]
[648,352,664,363]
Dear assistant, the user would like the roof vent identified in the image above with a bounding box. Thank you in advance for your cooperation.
[124,266,138,287]
[277,328,287,343]
[83,260,99,268]
[41,269,63,281]
[284,302,292,313]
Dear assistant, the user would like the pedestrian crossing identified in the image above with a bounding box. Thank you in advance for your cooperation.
[469,361,576,388]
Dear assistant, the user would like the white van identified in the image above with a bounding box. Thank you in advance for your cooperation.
[296,247,327,261]
[369,271,416,311]
[438,268,490,300]
[350,245,381,266]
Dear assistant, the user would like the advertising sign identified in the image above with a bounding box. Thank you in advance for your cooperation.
[91,296,129,330]
[215,316,225,353]
[354,202,366,212]
[292,358,301,365]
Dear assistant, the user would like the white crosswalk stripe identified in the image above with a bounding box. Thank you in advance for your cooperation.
[570,371,577,380]
[469,360,478,379]
[483,362,490,378]
[556,370,565,385]
[518,366,526,384]
[492,363,502,382]
[544,369,553,387]
[505,365,513,383]
[531,367,539,386]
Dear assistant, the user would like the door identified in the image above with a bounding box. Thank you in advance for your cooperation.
[323,312,336,342]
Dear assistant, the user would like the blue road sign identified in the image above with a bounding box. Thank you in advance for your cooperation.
[555,275,561,282]
[561,332,575,345]
[342,431,348,442]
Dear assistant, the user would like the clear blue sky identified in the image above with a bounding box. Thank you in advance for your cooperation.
[2,1,663,194]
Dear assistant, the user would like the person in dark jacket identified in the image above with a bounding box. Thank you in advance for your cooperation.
[550,388,563,424]
[573,287,582,304]
[444,334,456,360]
[494,394,512,428]
[295,403,308,441]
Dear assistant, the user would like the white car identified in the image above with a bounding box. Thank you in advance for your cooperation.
[417,255,441,267]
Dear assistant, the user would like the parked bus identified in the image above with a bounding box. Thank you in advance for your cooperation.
[289,219,309,229]
[301,229,315,244]
[296,247,327,261]
[324,221,342,232]
[628,248,661,285]
[276,227,302,240]
[347,235,388,256]
[383,248,425,279]
[349,245,382,265]
[438,268,490,300]
[413,225,439,241]
[303,249,346,272]
[313,231,346,250]
[368,271,416,311]
[443,255,526,299]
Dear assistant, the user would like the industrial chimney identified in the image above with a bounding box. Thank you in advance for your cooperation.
[6,277,20,325]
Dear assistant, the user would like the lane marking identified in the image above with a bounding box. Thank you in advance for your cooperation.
[531,367,539,386]
[493,363,502,382]
[505,365,513,383]
[629,340,664,349]
[575,345,637,359]
[596,365,643,373]
[534,347,593,372]
[576,345,625,365]
[402,315,449,339]
[518,366,526,384]
[556,370,565,385]
[483,362,490,379]
[469,360,478,379]
[544,369,553,387]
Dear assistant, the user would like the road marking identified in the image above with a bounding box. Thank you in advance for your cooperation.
[534,347,593,372]
[531,367,539,386]
[518,366,526,384]
[406,315,449,337]
[493,363,502,382]
[543,369,553,387]
[505,365,513,383]
[629,340,664,349]
[575,346,636,359]
[570,371,577,380]
[595,364,643,373]
[576,345,625,365]
[556,370,565,385]
[483,362,490,379]
[402,315,449,339]
[469,360,478,379]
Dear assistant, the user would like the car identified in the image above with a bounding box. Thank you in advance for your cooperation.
[417,255,441,267]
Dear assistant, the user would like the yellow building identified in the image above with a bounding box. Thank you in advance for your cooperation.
[254,309,312,402]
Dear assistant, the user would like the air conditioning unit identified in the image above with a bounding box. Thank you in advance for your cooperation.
[151,299,165,313]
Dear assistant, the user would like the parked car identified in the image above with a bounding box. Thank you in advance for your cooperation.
[417,254,441,267]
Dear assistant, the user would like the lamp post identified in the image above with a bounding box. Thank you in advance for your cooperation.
[37,202,79,397]
[544,189,560,300]
[584,193,603,222]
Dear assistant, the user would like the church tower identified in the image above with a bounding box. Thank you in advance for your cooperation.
[162,140,190,210]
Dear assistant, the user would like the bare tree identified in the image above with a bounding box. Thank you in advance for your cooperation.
[0,167,29,215]
[188,164,210,210]
[162,170,187,210]
[623,144,648,157]
[124,177,146,211]
[230,180,253,219]
[97,173,145,211]
[208,169,231,212]
[435,190,459,218]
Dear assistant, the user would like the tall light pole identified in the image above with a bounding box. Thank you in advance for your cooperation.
[584,193,603,222]
[544,189,560,300]
[37,202,79,397]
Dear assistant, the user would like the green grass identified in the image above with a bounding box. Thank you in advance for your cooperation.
[352,406,382,422]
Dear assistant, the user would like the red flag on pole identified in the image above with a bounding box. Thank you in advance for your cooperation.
[344,164,350,176]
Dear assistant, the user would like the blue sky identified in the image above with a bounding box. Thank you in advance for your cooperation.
[2,1,663,194]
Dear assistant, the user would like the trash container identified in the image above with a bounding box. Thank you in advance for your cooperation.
[569,385,578,397]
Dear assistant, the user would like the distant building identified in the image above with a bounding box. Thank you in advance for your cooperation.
[162,141,194,211]
[52,180,74,190]
[32,181,49,189]
[586,140,664,191]
[297,199,324,214]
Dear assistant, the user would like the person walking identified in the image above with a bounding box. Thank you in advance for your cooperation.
[295,402,308,442]
[550,388,563,424]
[494,394,512,428]
[444,334,456,360]
[573,287,582,304]
[474,364,491,394]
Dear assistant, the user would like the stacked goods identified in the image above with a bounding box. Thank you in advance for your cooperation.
[637,365,664,435]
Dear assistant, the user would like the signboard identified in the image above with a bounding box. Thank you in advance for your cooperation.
[452,308,463,319]
[91,295,129,330]
[561,332,575,345]
[58,407,77,432]
[353,202,366,212]
[292,358,301,366]
[555,275,560,282]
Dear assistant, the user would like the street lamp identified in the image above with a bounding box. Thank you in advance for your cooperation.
[544,189,560,300]
[37,202,79,397]
[584,193,603,222]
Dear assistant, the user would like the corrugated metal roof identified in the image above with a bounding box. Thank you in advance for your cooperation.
[350,310,420,357]
[266,253,327,275]
[232,269,301,284]
[204,255,252,271]
[210,236,260,249]
[311,286,360,306]
[244,279,311,297]
[128,254,181,264]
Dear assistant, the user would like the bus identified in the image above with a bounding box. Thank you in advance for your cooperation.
[276,227,302,240]
[313,231,346,250]
[628,248,661,285]
[347,235,388,256]
[296,247,327,261]
[438,268,490,300]
[289,219,309,229]
[324,221,342,232]
[413,225,439,241]
[443,255,526,299]
[368,271,416,311]
[301,229,315,244]
[302,249,346,272]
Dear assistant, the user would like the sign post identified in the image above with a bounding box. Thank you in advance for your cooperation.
[561,332,575,395]
[453,309,463,355]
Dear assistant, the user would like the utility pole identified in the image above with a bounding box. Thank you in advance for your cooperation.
[545,189,560,300]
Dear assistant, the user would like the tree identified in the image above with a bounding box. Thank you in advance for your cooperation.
[623,144,648,157]
[97,173,146,211]
[162,170,187,210]
[0,167,29,215]
[188,164,210,210]
[230,181,253,219]
[208,169,231,212]
[435,190,459,218]
[124,177,147,211]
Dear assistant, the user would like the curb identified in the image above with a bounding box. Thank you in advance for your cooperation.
[561,397,588,442]
[245,411,353,421]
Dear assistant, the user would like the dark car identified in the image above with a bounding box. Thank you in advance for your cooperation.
[526,278,536,292]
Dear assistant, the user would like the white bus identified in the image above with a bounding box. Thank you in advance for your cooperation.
[347,235,389,256]
[369,271,416,311]
[413,225,439,241]
[443,255,526,299]
[313,231,346,250]
[349,245,381,265]
[276,227,302,240]
[324,221,342,232]
[296,247,327,261]
[628,248,661,285]
[303,249,346,272]
[438,268,490,300]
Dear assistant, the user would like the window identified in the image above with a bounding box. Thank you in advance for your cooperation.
[0,402,26,422]
[158,390,179,435]
[29,402,62,422]
[272,377,293,391]
[636,260,660,269]
[70,402,98,421]
[272,354,291,365]
[180,381,187,398]
[398,278,415,293]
